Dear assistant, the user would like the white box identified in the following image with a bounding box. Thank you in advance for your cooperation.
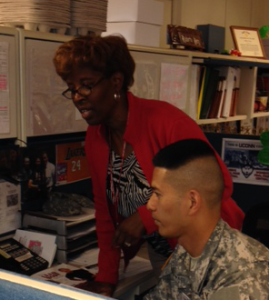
[105,21,160,47]
[107,0,164,25]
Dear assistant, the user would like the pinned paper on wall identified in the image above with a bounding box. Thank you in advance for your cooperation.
[27,44,73,136]
[56,141,91,186]
[0,180,21,235]
[25,38,87,137]
[131,61,159,100]
[222,138,269,185]
[159,63,189,110]
[0,41,10,134]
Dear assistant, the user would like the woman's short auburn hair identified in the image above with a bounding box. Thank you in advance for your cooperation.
[53,34,135,91]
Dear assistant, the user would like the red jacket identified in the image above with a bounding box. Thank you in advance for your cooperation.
[85,92,245,284]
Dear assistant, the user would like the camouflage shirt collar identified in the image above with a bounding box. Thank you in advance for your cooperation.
[161,219,225,293]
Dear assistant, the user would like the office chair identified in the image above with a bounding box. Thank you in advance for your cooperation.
[242,201,269,248]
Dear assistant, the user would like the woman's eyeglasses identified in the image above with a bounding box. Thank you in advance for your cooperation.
[62,77,105,99]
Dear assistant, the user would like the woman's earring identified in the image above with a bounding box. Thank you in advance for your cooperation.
[114,92,121,100]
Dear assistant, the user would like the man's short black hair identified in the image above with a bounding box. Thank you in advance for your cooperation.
[153,139,215,170]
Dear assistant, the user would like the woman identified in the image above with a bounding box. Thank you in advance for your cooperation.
[53,34,244,297]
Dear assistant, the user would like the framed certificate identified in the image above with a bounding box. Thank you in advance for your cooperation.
[230,26,266,58]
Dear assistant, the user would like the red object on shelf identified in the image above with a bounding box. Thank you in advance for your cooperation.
[230,49,242,56]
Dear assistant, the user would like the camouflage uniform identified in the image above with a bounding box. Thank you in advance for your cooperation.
[144,219,269,300]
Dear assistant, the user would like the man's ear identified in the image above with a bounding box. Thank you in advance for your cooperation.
[187,190,201,216]
[111,72,124,91]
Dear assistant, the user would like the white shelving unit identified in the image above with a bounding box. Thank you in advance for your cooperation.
[1,28,269,140]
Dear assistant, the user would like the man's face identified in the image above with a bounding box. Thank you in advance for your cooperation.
[43,154,48,164]
[147,167,189,239]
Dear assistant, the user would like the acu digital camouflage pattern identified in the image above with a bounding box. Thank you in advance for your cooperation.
[144,219,269,300]
[42,192,94,216]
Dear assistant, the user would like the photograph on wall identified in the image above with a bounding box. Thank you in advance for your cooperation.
[56,141,91,186]
[221,138,269,185]
[20,145,56,210]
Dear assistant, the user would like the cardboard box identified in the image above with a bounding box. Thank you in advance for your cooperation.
[105,21,160,47]
[107,0,164,25]
[197,24,225,54]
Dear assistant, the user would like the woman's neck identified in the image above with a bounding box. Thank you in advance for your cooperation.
[108,93,129,135]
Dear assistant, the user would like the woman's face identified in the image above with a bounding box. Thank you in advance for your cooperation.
[65,68,118,126]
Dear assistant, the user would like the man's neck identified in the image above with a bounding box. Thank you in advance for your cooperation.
[178,217,220,257]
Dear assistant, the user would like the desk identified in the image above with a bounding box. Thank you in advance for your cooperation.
[114,269,157,300]
[22,212,157,299]
[30,244,156,300]
[114,243,156,299]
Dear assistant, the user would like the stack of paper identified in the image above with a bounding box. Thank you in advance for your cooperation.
[71,0,108,33]
[31,263,93,287]
[0,0,71,31]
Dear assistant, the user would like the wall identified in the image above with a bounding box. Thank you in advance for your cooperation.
[157,0,269,50]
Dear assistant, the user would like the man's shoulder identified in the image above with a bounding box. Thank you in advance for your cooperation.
[204,222,269,298]
[209,221,269,285]
[221,222,269,262]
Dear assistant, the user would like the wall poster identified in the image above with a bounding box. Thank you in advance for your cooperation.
[0,41,10,134]
[56,141,91,186]
[222,138,269,185]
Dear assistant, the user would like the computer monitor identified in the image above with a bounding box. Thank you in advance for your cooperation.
[0,269,113,300]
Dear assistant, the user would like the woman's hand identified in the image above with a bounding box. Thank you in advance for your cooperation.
[112,211,146,248]
[75,281,116,297]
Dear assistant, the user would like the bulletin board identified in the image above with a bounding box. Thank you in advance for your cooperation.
[18,29,88,139]
[0,27,20,139]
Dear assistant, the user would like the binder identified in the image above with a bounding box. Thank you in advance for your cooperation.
[197,66,207,119]
[199,67,220,119]
[208,78,223,119]
[229,68,241,116]
[219,66,237,118]
[217,78,227,118]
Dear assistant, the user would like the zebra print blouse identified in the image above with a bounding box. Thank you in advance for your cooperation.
[106,150,172,258]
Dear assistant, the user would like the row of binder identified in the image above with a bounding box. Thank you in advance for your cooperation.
[197,65,241,120]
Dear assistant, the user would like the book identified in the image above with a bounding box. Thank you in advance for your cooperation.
[199,67,220,119]
[229,67,241,116]
[219,66,237,118]
[189,64,201,120]
[207,78,223,119]
[217,78,227,118]
[197,66,206,119]
[198,67,211,119]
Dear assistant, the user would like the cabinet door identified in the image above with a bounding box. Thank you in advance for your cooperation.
[19,30,87,138]
[129,47,192,116]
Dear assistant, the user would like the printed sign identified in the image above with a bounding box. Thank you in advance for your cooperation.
[56,141,91,185]
[222,138,269,185]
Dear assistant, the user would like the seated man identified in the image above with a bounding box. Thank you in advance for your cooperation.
[144,139,269,300]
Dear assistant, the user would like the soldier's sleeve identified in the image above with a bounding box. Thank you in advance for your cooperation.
[143,290,192,300]
[208,286,241,300]
[208,277,269,300]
